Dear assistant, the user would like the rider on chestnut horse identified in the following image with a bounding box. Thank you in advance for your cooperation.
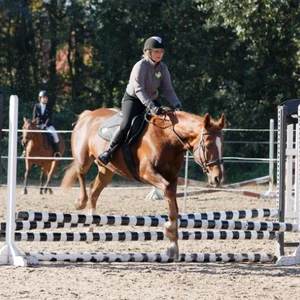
[98,36,182,165]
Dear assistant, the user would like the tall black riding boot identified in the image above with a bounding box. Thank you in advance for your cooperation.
[53,142,61,157]
[98,129,124,165]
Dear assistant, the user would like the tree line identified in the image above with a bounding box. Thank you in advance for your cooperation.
[0,0,299,181]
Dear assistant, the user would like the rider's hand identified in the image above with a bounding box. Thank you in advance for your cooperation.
[40,124,46,129]
[151,106,165,115]
[174,105,182,111]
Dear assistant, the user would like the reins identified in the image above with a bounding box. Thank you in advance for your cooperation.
[145,110,224,173]
[22,122,48,149]
[144,108,173,128]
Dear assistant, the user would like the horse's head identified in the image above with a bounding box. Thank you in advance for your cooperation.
[193,113,226,187]
[22,117,39,147]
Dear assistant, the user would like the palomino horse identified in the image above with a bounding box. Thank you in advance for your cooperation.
[61,108,226,259]
[22,117,65,195]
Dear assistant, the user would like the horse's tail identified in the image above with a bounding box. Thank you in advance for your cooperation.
[61,161,78,191]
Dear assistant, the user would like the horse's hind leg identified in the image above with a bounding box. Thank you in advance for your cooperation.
[87,165,114,232]
[75,172,89,210]
[39,169,45,194]
[74,158,95,210]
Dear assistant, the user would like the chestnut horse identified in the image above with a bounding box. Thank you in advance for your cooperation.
[61,108,226,259]
[21,117,65,195]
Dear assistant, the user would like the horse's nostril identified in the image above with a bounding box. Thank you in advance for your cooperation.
[215,177,220,184]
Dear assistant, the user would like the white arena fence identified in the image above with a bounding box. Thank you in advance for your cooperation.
[0,102,276,208]
[0,95,300,266]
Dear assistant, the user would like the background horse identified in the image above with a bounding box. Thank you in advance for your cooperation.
[22,117,65,195]
[61,109,226,259]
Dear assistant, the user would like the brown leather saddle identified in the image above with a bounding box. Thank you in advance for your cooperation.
[98,111,148,181]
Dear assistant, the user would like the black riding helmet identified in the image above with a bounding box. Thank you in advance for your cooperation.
[143,36,165,50]
[39,90,48,98]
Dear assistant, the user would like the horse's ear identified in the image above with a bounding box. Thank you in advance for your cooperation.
[32,118,39,124]
[203,113,211,130]
[23,116,28,123]
[218,113,226,129]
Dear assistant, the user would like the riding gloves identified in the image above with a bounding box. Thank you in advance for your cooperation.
[174,104,182,111]
[151,106,165,115]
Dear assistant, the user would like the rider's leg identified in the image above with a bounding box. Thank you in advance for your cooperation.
[46,126,61,157]
[98,129,126,165]
[53,141,61,157]
[98,93,146,165]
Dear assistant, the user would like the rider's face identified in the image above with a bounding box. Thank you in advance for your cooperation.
[40,96,48,104]
[151,49,165,63]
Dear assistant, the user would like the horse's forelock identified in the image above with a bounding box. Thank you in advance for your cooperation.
[203,114,225,132]
[210,121,223,132]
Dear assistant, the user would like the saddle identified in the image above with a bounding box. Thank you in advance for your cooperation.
[98,111,148,181]
[98,111,146,143]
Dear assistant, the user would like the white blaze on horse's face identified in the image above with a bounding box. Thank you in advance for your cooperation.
[216,136,225,184]
[193,130,225,187]
[204,134,224,187]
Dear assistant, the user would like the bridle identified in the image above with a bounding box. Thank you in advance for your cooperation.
[145,110,224,174]
[171,127,224,174]
[21,123,32,147]
[192,131,224,173]
[22,121,39,146]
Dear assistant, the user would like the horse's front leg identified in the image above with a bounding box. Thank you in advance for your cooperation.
[39,169,45,194]
[43,161,57,194]
[22,168,30,195]
[163,185,179,260]
[43,173,53,195]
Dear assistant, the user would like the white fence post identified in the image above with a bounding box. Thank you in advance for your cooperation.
[0,95,38,266]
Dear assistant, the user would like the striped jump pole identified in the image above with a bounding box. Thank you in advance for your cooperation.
[24,251,274,263]
[0,230,277,242]
[17,208,279,223]
[1,221,93,231]
[2,218,297,231]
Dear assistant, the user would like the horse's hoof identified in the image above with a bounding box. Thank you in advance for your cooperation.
[166,242,179,261]
[74,201,87,210]
[49,189,53,195]
[22,190,28,195]
[85,227,94,244]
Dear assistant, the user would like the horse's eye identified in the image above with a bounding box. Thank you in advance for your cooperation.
[205,144,212,150]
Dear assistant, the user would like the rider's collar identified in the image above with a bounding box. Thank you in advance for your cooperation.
[145,56,161,67]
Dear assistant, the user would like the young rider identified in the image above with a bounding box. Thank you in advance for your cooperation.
[33,90,61,157]
[98,36,182,165]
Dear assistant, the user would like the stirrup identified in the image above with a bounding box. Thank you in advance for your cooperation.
[54,152,61,157]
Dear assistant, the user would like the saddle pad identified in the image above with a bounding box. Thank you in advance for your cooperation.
[98,112,122,141]
[98,111,147,143]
